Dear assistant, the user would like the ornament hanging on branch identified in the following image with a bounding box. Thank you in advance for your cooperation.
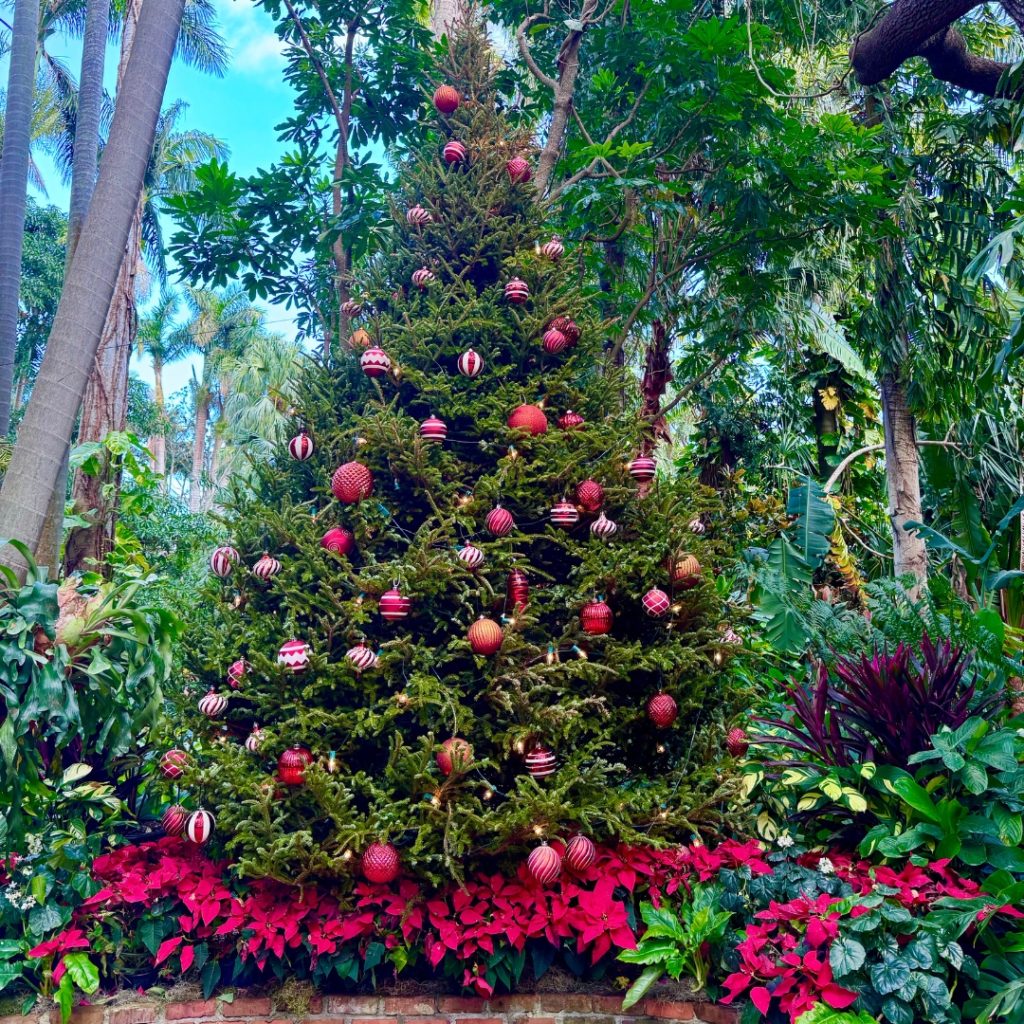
[468,617,503,655]
[458,544,485,570]
[580,599,613,635]
[288,432,314,461]
[689,517,705,534]
[321,526,355,556]
[278,746,313,786]
[504,277,529,303]
[550,498,579,528]
[161,805,188,837]
[646,692,678,729]
[185,809,215,846]
[590,513,618,539]
[160,749,189,780]
[443,139,467,164]
[436,737,474,776]
[361,347,391,378]
[485,505,515,537]
[506,156,532,183]
[457,348,484,378]
[341,299,363,318]
[379,587,411,622]
[527,843,562,886]
[245,725,265,753]
[412,267,435,289]
[209,545,239,578]
[542,327,568,354]
[278,639,311,673]
[506,568,529,611]
[362,841,400,883]
[227,659,249,689]
[550,316,581,345]
[668,553,702,589]
[558,410,585,430]
[508,404,547,435]
[564,834,596,872]
[525,745,557,778]
[406,205,432,226]
[347,328,372,350]
[727,728,749,757]
[628,454,657,482]
[642,587,671,618]
[575,479,604,512]
[346,642,379,673]
[420,414,447,441]
[332,461,374,504]
[433,84,460,114]
[198,689,228,719]
[252,553,282,580]
[540,237,564,260]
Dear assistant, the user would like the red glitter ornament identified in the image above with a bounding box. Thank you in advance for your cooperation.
[525,745,556,777]
[362,841,400,883]
[468,617,503,655]
[727,728,749,757]
[332,461,374,504]
[550,316,581,344]
[558,410,585,430]
[542,328,568,354]
[575,479,604,512]
[508,404,548,435]
[433,85,460,114]
[647,692,678,729]
[580,599,613,635]
[277,746,313,786]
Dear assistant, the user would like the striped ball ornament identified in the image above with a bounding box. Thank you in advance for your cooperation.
[457,544,485,570]
[252,553,282,579]
[160,749,188,780]
[550,499,579,528]
[360,346,391,378]
[575,479,604,512]
[558,410,585,430]
[564,834,596,872]
[321,526,355,556]
[406,205,432,226]
[485,505,515,537]
[346,642,378,673]
[506,156,532,183]
[628,455,657,481]
[347,327,372,350]
[468,617,503,656]
[411,267,435,289]
[646,692,678,729]
[161,805,188,837]
[278,639,311,673]
[542,328,568,354]
[341,299,363,318]
[288,432,315,461]
[198,689,228,718]
[185,809,215,846]
[507,403,548,435]
[642,587,671,618]
[540,237,565,260]
[457,348,484,378]
[420,415,447,441]
[550,316,581,344]
[689,517,706,534]
[227,659,249,689]
[245,725,265,752]
[209,545,239,578]
[590,512,618,539]
[443,139,467,164]
[379,588,411,622]
[525,745,557,778]
[331,461,373,504]
[278,746,313,786]
[669,554,702,588]
[506,568,529,611]
[433,84,460,114]
[504,277,529,303]
[727,728,749,757]
[580,599,613,635]
[362,841,400,883]
[527,843,562,886]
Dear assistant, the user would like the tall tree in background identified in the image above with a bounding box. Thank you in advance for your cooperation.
[0,0,41,438]
[136,291,187,477]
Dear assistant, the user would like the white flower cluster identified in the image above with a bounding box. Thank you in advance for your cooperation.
[817,857,835,875]
[24,834,43,856]
[2,883,35,912]
[776,834,795,849]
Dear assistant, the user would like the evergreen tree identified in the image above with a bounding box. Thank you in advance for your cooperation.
[172,20,742,886]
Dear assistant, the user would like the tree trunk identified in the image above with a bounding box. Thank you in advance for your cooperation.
[0,0,187,574]
[880,372,928,598]
[150,356,166,475]
[205,429,224,510]
[189,393,210,512]
[0,0,41,437]
[430,0,468,38]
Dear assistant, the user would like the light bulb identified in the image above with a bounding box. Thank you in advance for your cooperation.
[545,643,557,665]
[431,793,441,807]
[533,824,544,836]
[656,744,666,754]
[713,651,723,665]
[508,445,519,460]
[342,849,353,861]
[483,788,493,801]
[572,645,588,660]
[515,740,525,754]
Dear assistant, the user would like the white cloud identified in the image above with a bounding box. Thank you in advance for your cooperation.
[213,0,288,75]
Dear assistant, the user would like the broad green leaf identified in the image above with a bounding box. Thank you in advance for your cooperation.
[621,965,663,1010]
[63,953,99,995]
[828,935,866,977]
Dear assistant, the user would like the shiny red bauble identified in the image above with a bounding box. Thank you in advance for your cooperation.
[227,659,249,689]
[669,553,702,588]
[379,588,411,622]
[628,455,657,481]
[642,587,671,618]
[185,809,215,845]
[542,328,568,354]
[726,728,749,757]
[360,347,391,378]
[485,505,515,537]
[508,404,548,435]
[507,156,532,183]
[321,526,355,556]
[564,834,596,872]
[362,841,400,883]
[332,461,374,504]
[278,639,311,673]
[160,749,189,780]
[161,805,188,837]
[420,415,447,441]
[527,843,562,886]
[580,599,613,635]
[504,278,530,303]
[468,617,503,655]
[443,140,467,163]
[209,545,239,578]
[506,568,529,611]
[252,553,282,579]
[278,746,313,786]
[550,499,579,527]
[540,237,565,260]
[558,410,585,430]
[288,432,314,461]
[575,479,604,512]
[646,692,678,729]
[457,348,484,377]
[436,737,474,776]
[525,745,557,777]
[412,267,435,288]
[550,316,581,344]
[433,85,460,114]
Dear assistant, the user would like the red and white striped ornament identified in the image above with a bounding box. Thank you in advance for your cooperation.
[504,278,529,303]
[723,627,742,646]
[558,410,585,430]
[278,639,311,673]
[443,139,467,164]
[162,805,188,837]
[288,432,315,461]
[590,513,618,539]
[485,505,515,537]
[628,455,657,481]
[379,587,411,622]
[507,404,548,435]
[227,659,248,689]
[185,809,215,845]
[564,834,596,872]
[726,728,749,757]
[689,517,706,534]
[362,841,400,883]
[436,737,474,776]
[433,84,460,114]
[575,479,604,512]
[540,237,565,260]
[209,545,239,578]
[321,526,355,556]
[506,568,529,611]
[406,205,432,226]
[346,642,378,672]
[341,299,363,318]
[457,544,485,570]
[412,267,435,289]
[160,749,188,780]
[580,599,613,635]
[332,461,374,504]
[550,499,579,528]
[542,327,568,354]
[457,348,484,378]
[506,156,532,183]
[245,725,265,752]
[669,554,702,588]
[550,316,581,344]
[360,346,391,378]
[527,843,562,886]
[199,689,227,718]
[642,587,671,618]
[252,553,282,580]
[646,692,678,729]
[525,745,557,778]
[420,414,447,441]
[468,617,503,656]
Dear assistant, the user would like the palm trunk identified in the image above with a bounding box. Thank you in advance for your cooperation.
[150,355,166,475]
[189,393,210,512]
[0,0,187,574]
[205,429,224,510]
[880,372,928,599]
[0,0,41,437]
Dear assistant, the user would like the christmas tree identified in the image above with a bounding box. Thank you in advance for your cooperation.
[170,19,743,887]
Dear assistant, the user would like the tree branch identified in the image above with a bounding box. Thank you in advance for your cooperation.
[516,13,557,90]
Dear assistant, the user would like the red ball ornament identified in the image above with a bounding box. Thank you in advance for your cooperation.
[278,745,313,786]
[527,843,562,886]
[362,841,400,883]
[227,658,248,689]
[321,526,355,556]
[590,512,617,539]
[252,553,282,580]
[642,587,671,618]
[420,414,447,441]
[458,544,484,570]
[540,237,565,260]
[341,299,363,318]
[506,568,529,610]
[647,692,678,729]
[443,140,467,164]
[412,267,435,289]
[361,346,391,378]
[436,737,474,776]
[550,316,581,344]
[457,348,484,378]
[669,554,702,589]
[508,404,548,435]
[628,455,657,481]
[346,642,378,673]
[332,461,374,504]
[504,277,530,303]
[468,617,503,655]
[406,205,432,226]
[379,587,411,622]
[580,599,613,635]
[278,639,311,673]
[185,809,215,845]
[550,499,579,528]
[288,432,315,461]
[210,545,239,578]
[160,749,188,780]
[564,834,596,872]
[506,156,532,183]
[525,745,557,777]
[542,328,568,354]
[161,805,188,837]
[558,410,585,430]
[485,505,515,537]
[198,689,227,718]
[433,84,460,114]
[575,479,604,512]
[726,728,749,757]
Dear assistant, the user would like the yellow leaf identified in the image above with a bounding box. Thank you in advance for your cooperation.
[757,812,778,840]
[798,793,822,812]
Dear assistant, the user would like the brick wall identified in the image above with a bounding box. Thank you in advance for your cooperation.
[1,992,740,1024]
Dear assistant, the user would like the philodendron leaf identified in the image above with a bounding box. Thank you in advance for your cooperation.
[786,476,835,566]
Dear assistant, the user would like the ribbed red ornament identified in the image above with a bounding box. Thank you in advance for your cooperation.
[468,617,503,655]
[198,689,227,718]
[411,267,435,288]
[341,299,363,318]
[564,834,596,872]
[420,415,447,441]
[508,404,548,435]
[525,745,557,777]
[288,432,315,461]
[642,587,671,618]
[346,642,378,672]
[575,479,604,512]
[590,512,617,539]
[580,599,613,635]
[433,85,460,114]
[504,278,530,303]
[727,728,749,757]
[332,461,374,504]
[160,749,188,779]
[362,841,400,883]
[485,505,515,537]
[209,545,239,578]
[646,692,678,729]
[443,140,467,163]
[540,237,565,260]
[321,526,355,556]
[550,499,579,527]
[161,805,188,837]
[542,328,568,354]
[457,348,484,377]
[436,737,474,776]
[360,346,391,378]
[185,809,215,845]
[628,455,657,481]
[527,844,562,886]
[277,746,313,786]
[379,588,411,622]
[669,554,702,588]
[506,568,529,611]
[558,410,585,430]
[252,553,282,579]
[406,205,432,226]
[506,156,532,183]
[549,316,581,343]
[458,544,485,570]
